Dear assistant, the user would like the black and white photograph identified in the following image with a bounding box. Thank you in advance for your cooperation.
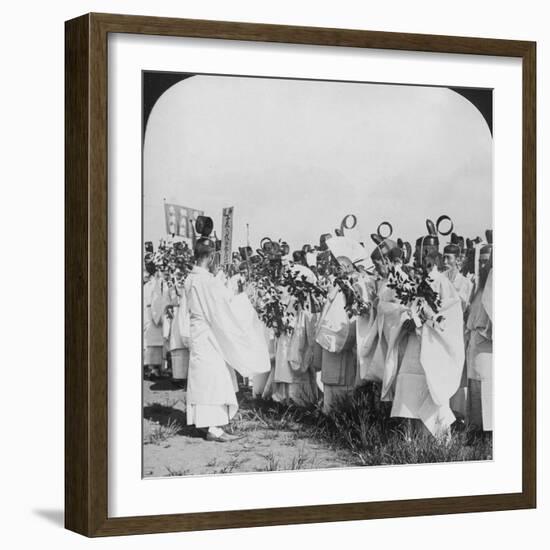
[141,71,494,478]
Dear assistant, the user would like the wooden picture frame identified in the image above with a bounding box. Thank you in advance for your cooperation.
[65,12,536,537]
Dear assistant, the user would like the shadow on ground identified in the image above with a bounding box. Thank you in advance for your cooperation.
[143,403,204,439]
[149,379,186,391]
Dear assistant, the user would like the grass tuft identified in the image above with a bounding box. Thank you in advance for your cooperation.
[143,417,183,445]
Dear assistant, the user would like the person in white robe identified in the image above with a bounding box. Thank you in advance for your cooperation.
[315,241,365,413]
[254,324,277,399]
[166,271,191,385]
[443,243,474,419]
[143,266,170,378]
[184,237,270,442]
[443,244,474,310]
[466,244,493,431]
[389,243,465,438]
[355,265,381,383]
[269,256,321,406]
[233,270,274,398]
[357,240,408,391]
[226,260,248,297]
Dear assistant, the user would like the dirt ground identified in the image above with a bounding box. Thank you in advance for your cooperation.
[143,379,355,478]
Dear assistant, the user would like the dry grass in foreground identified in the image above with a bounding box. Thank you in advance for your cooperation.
[142,380,491,477]
[238,382,492,467]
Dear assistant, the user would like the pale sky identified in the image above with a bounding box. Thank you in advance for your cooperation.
[143,74,492,255]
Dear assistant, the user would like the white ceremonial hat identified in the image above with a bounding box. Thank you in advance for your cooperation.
[327,236,368,268]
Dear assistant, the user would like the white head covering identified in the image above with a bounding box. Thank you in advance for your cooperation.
[327,236,368,268]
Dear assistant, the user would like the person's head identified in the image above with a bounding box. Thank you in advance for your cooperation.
[315,250,331,277]
[292,250,306,266]
[238,261,249,276]
[388,246,404,267]
[421,250,440,274]
[335,255,354,276]
[443,243,460,271]
[479,245,493,287]
[371,245,387,278]
[144,261,157,278]
[371,257,387,278]
[194,237,215,268]
[414,234,439,271]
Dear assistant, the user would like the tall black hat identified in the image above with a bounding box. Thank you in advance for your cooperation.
[370,221,399,262]
[370,233,398,262]
[249,254,262,265]
[238,246,253,260]
[415,219,441,259]
[292,250,306,263]
[481,229,494,256]
[396,238,412,263]
[195,215,214,237]
[443,243,461,255]
[319,233,332,251]
[450,232,465,253]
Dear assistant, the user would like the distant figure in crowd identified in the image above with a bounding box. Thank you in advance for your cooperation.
[166,269,191,387]
[444,242,473,420]
[271,252,321,405]
[143,264,170,379]
[315,255,358,413]
[466,242,493,432]
[389,231,465,438]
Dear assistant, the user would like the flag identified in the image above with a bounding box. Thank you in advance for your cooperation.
[221,207,234,265]
[164,203,203,238]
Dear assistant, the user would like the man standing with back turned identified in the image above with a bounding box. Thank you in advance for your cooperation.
[184,236,270,442]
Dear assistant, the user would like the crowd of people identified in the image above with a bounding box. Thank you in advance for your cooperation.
[143,214,493,443]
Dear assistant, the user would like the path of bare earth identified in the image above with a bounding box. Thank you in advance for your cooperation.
[143,379,357,478]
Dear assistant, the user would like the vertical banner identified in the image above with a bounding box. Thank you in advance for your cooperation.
[164,203,203,238]
[221,206,234,266]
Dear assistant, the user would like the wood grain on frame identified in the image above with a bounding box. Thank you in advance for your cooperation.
[65,12,536,537]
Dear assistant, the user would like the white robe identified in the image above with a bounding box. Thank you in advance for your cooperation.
[355,273,379,381]
[466,269,493,431]
[271,265,319,405]
[357,275,408,392]
[165,287,191,379]
[167,288,191,351]
[389,268,465,436]
[184,266,270,427]
[252,325,276,398]
[316,284,357,412]
[446,270,473,312]
[143,276,170,348]
[446,270,473,417]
